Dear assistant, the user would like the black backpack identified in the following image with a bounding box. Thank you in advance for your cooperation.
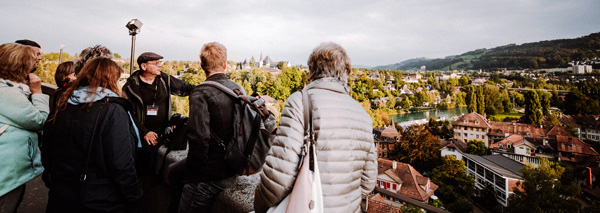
[162,113,189,150]
[200,81,277,175]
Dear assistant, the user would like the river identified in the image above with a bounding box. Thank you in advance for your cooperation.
[390,107,469,123]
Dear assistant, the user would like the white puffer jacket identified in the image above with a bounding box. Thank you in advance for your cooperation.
[254,78,377,213]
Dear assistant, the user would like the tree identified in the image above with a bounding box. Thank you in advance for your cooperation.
[113,53,121,58]
[473,183,502,212]
[399,96,412,110]
[392,125,441,172]
[465,86,476,113]
[459,75,471,86]
[431,156,474,212]
[466,140,488,155]
[523,90,543,125]
[249,56,256,67]
[476,86,485,115]
[539,90,552,116]
[508,158,581,212]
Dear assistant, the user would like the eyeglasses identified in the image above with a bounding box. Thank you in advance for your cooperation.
[146,61,163,66]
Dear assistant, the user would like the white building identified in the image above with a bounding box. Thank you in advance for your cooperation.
[573,65,593,74]
[463,154,524,207]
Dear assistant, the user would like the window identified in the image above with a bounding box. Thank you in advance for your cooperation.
[393,184,397,190]
[477,165,484,176]
[486,170,494,181]
[476,134,479,139]
[470,134,473,138]
[495,175,505,188]
[499,144,503,148]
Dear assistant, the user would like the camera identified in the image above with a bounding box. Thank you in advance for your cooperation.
[126,19,143,35]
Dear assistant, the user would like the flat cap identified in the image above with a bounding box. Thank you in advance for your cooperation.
[137,52,163,66]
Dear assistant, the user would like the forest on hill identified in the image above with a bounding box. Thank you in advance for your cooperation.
[375,32,600,71]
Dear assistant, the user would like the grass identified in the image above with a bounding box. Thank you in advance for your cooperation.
[491,111,524,121]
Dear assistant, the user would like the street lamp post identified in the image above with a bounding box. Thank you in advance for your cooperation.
[126,19,143,75]
[59,44,65,64]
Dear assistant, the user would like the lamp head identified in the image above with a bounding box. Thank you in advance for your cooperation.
[126,19,143,35]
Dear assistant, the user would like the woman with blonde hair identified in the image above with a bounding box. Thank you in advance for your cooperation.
[42,57,143,212]
[0,43,48,212]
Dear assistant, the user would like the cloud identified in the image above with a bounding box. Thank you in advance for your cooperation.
[1,0,598,67]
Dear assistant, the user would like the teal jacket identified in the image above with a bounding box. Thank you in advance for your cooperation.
[0,80,49,196]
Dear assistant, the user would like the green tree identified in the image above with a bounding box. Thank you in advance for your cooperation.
[476,86,485,115]
[249,56,256,67]
[523,90,543,125]
[459,75,471,86]
[540,90,552,116]
[511,91,525,108]
[466,140,488,155]
[113,53,121,58]
[431,156,474,211]
[508,158,581,212]
[399,96,412,110]
[465,86,476,113]
[448,77,459,87]
[392,125,441,172]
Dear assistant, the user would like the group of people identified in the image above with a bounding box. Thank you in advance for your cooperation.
[0,39,377,213]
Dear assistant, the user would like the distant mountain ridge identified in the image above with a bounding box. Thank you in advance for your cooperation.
[374,32,600,71]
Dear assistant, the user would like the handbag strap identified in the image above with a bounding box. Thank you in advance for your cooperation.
[300,88,315,170]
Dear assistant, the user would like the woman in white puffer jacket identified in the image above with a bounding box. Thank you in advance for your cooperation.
[254,42,377,213]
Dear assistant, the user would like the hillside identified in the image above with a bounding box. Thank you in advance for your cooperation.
[375,32,600,71]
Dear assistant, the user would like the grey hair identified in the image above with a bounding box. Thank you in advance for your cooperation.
[307,42,351,84]
[75,45,112,74]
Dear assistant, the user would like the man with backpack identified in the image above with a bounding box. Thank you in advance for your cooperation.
[179,42,244,212]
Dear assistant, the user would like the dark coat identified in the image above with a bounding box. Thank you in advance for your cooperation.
[184,73,241,182]
[42,97,143,212]
[123,70,194,138]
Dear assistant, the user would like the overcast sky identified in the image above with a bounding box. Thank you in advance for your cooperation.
[1,0,598,67]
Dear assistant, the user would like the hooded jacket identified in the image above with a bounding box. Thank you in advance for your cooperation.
[0,79,48,197]
[254,78,377,213]
[123,70,194,137]
[42,87,142,212]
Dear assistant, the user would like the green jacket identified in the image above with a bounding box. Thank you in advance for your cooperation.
[0,80,49,196]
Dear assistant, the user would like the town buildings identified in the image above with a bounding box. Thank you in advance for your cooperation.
[463,154,524,207]
[452,112,492,146]
[376,159,438,203]
[373,125,401,159]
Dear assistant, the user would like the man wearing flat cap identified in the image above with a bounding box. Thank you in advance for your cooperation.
[123,52,194,176]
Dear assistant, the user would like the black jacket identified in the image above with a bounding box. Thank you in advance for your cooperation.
[123,70,194,138]
[42,97,143,212]
[184,73,241,182]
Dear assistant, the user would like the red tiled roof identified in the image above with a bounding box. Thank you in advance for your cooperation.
[547,125,572,138]
[556,136,599,156]
[367,194,402,213]
[440,139,467,153]
[490,134,524,149]
[488,121,547,138]
[377,159,438,202]
[452,112,491,129]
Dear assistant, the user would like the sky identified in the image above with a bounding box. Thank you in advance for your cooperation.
[1,0,599,67]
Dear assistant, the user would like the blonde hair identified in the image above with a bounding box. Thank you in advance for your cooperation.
[307,42,351,84]
[200,42,227,73]
[0,43,36,83]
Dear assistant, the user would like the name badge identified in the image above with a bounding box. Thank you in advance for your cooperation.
[147,105,159,116]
